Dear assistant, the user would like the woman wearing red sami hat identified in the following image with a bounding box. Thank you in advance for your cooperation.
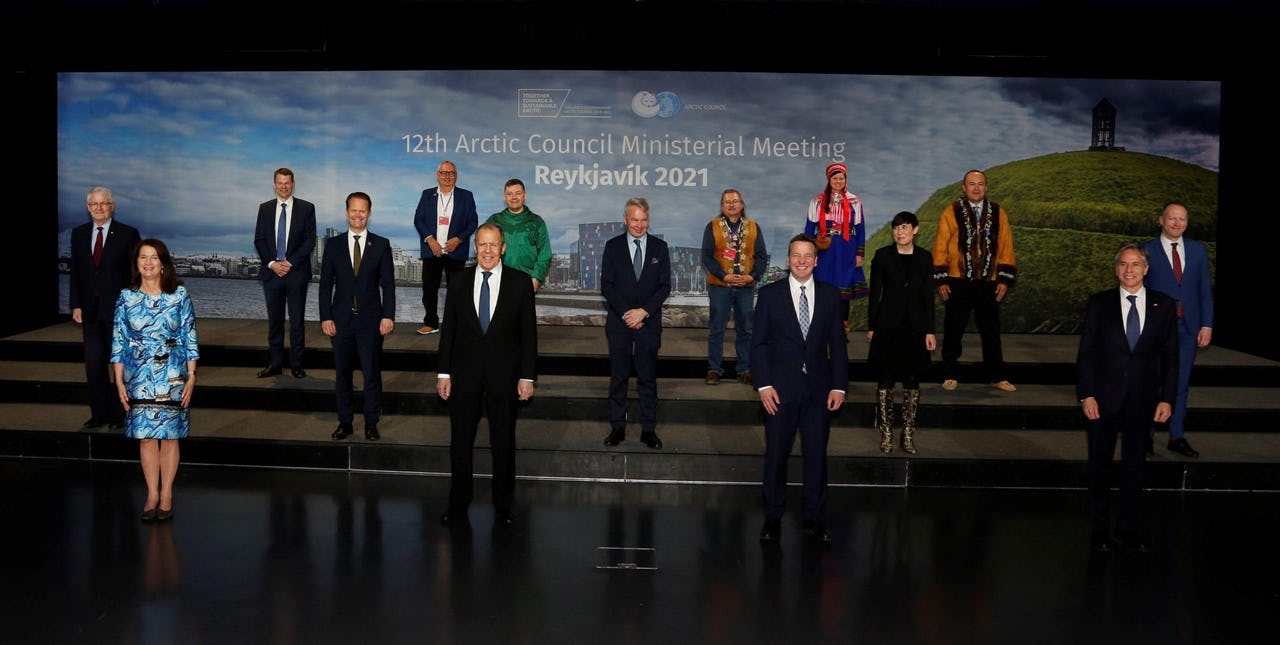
[805,162,868,330]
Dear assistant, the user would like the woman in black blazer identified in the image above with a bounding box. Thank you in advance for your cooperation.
[866,212,937,454]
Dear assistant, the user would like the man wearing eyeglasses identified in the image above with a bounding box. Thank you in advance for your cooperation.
[701,188,767,386]
[70,186,141,430]
[413,161,477,335]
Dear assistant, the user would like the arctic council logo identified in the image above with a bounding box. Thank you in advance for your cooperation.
[631,91,682,118]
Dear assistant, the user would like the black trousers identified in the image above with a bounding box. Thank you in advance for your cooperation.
[762,391,832,522]
[262,271,309,369]
[940,280,1005,381]
[421,255,465,328]
[332,313,383,424]
[606,325,661,433]
[82,307,123,423]
[1086,405,1149,538]
[448,388,518,512]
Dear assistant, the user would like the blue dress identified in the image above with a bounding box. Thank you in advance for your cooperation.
[806,191,868,300]
[110,286,200,440]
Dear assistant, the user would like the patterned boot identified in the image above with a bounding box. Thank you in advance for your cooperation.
[901,389,920,455]
[876,387,894,454]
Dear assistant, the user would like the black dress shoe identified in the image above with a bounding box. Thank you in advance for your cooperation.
[257,366,282,378]
[603,428,625,446]
[640,432,663,449]
[291,367,307,379]
[1091,531,1113,553]
[82,417,107,430]
[495,509,516,526]
[759,519,781,543]
[1145,435,1155,457]
[440,508,468,526]
[365,422,380,441]
[155,507,173,522]
[1116,534,1149,553]
[332,423,354,440]
[140,507,157,523]
[1167,438,1199,458]
[802,520,832,543]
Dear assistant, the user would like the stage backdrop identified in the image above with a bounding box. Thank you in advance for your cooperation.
[57,71,1219,331]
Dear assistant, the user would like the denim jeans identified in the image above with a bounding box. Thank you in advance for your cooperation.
[707,284,755,375]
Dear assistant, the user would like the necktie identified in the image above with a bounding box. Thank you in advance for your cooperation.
[92,226,104,267]
[1126,295,1140,351]
[351,235,362,310]
[276,203,288,261]
[799,285,810,339]
[479,271,492,333]
[1172,242,1184,319]
[633,239,643,279]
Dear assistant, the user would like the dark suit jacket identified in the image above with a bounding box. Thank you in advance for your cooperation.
[600,234,671,334]
[69,219,141,322]
[413,187,478,261]
[254,198,317,281]
[1140,237,1213,331]
[317,231,396,328]
[867,244,935,333]
[751,277,849,403]
[1076,288,1179,418]
[437,265,538,396]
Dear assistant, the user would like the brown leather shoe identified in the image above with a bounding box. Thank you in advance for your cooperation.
[705,371,721,385]
[737,371,752,385]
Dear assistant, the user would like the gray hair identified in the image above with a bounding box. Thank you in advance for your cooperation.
[86,186,113,203]
[623,197,649,215]
[1114,242,1148,266]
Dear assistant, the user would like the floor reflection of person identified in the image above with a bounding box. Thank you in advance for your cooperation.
[111,239,199,523]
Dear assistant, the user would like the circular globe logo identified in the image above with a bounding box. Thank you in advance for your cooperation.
[656,91,682,118]
[631,91,660,118]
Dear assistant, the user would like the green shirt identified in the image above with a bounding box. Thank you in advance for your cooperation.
[487,208,551,282]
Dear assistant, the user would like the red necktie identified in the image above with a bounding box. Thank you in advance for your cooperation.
[1172,242,1183,318]
[92,226,104,267]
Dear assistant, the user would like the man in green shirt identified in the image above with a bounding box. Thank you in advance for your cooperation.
[486,179,551,292]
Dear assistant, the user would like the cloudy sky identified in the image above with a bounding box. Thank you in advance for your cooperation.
[57,71,1219,257]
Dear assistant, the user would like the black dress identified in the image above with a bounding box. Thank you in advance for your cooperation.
[867,245,935,383]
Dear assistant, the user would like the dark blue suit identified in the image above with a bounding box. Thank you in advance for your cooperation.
[1140,237,1213,439]
[70,218,141,423]
[318,231,396,425]
[1077,287,1178,538]
[751,276,849,522]
[413,187,477,328]
[254,198,317,369]
[600,234,671,434]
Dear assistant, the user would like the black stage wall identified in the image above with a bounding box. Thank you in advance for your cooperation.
[5,1,1275,359]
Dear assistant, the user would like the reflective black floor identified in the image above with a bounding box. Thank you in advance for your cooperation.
[3,458,1277,644]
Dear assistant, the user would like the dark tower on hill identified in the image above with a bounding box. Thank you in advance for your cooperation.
[1089,98,1124,151]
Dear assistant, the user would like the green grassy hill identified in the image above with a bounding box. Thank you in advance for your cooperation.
[856,150,1217,333]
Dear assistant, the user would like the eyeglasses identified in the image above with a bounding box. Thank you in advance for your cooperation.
[722,199,742,205]
[88,202,113,209]
[437,171,457,176]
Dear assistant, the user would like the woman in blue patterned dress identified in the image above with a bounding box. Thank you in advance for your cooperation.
[805,162,868,331]
[111,239,199,522]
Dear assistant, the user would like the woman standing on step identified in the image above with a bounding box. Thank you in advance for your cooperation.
[867,212,936,454]
[111,239,199,522]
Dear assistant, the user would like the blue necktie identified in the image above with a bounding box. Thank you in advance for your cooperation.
[480,271,492,333]
[276,203,288,261]
[1125,295,1140,350]
[633,239,643,280]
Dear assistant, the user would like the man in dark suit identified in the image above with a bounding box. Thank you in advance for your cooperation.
[1140,202,1213,458]
[601,198,672,449]
[253,167,317,379]
[752,234,848,544]
[437,223,538,527]
[413,160,478,335]
[319,192,396,442]
[1077,243,1178,553]
[70,186,141,429]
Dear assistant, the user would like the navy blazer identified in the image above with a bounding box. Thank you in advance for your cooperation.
[437,265,538,396]
[253,198,317,281]
[413,187,478,261]
[751,277,849,403]
[1076,288,1179,418]
[317,231,396,327]
[69,219,141,322]
[1140,237,1213,331]
[600,234,672,334]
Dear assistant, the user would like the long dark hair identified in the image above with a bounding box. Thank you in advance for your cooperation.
[130,238,182,294]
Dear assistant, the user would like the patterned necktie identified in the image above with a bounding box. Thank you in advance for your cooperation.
[799,285,810,339]
[277,203,288,261]
[480,271,492,333]
[1126,295,1140,351]
[93,226,104,267]
[1172,242,1184,319]
[633,239,643,279]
